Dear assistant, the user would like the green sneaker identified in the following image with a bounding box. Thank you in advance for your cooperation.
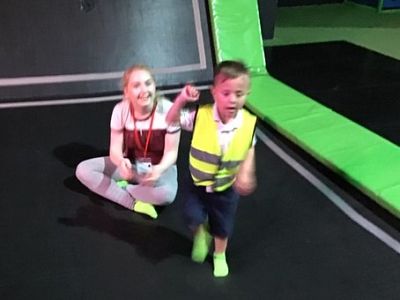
[133,201,158,219]
[191,225,212,263]
[116,180,129,189]
[213,252,229,277]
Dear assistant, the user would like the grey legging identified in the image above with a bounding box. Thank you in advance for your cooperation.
[75,156,177,209]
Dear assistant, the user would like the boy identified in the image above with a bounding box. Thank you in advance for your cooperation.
[166,60,257,277]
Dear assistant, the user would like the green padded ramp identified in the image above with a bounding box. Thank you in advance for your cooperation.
[208,0,267,75]
[248,76,400,215]
[208,0,400,217]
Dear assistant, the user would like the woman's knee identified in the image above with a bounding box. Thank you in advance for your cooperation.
[75,161,84,180]
[161,189,177,205]
[157,173,178,205]
[75,160,92,184]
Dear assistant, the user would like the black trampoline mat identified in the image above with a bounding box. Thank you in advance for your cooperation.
[1,96,400,299]
[265,41,400,146]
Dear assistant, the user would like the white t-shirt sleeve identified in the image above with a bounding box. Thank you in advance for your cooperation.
[110,101,128,131]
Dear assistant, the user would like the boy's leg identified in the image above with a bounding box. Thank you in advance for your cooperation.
[183,184,209,262]
[213,237,229,277]
[191,223,212,263]
[208,187,240,277]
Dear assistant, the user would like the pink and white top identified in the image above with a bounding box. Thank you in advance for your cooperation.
[110,97,180,164]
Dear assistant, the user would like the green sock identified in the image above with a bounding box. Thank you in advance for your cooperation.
[116,180,129,189]
[213,252,229,277]
[133,201,158,219]
[191,225,212,263]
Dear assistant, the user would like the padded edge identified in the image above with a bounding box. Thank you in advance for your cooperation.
[208,0,267,75]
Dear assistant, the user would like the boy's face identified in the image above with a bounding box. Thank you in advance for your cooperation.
[211,74,250,123]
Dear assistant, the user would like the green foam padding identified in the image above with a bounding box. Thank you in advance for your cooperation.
[247,76,400,216]
[208,0,267,75]
[208,0,400,217]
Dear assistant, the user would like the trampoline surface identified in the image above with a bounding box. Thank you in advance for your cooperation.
[1,93,400,299]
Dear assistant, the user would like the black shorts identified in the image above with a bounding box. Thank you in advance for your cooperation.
[183,182,240,238]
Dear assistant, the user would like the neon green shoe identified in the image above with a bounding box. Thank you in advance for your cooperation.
[133,201,158,219]
[213,252,229,277]
[191,225,212,263]
[116,180,129,189]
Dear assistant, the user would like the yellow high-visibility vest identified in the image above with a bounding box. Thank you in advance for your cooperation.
[189,104,256,192]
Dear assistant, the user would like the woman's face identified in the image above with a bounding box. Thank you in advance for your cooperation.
[124,69,156,109]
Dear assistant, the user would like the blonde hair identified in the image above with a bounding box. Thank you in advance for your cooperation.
[121,64,155,91]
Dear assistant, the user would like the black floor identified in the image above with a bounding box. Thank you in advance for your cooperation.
[1,95,400,299]
[265,41,400,146]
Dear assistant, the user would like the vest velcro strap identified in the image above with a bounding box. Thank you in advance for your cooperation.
[190,147,220,165]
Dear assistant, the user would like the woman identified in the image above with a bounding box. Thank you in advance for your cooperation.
[76,65,181,219]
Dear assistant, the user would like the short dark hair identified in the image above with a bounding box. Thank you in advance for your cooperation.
[213,60,249,85]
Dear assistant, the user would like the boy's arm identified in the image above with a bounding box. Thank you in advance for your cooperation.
[165,95,186,125]
[166,84,199,125]
[234,146,257,196]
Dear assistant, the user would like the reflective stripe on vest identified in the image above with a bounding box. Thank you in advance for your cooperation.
[189,104,256,191]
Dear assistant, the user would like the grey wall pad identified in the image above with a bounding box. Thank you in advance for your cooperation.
[0,0,213,101]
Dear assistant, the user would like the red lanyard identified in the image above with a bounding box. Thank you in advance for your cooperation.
[130,102,157,158]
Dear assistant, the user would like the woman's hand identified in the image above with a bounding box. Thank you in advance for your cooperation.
[119,158,134,180]
[140,165,162,186]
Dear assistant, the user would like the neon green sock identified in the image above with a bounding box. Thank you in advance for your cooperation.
[116,180,129,189]
[133,201,158,219]
[213,252,229,277]
[191,225,212,263]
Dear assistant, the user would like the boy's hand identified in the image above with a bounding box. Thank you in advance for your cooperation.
[234,173,257,196]
[178,84,200,104]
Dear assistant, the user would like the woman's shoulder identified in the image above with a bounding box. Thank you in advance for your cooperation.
[112,99,128,114]
[113,98,128,109]
[110,99,129,126]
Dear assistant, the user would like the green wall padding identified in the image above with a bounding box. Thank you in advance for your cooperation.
[208,0,267,75]
[247,76,400,216]
[208,0,400,217]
